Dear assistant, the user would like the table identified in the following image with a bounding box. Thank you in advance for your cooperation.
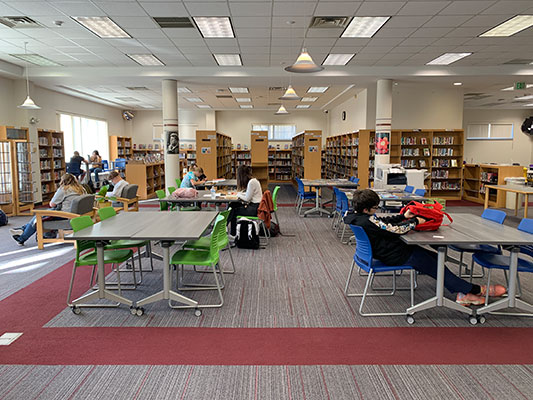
[70,212,218,314]
[484,184,533,218]
[401,213,533,323]
[204,179,237,188]
[163,190,242,211]
[343,189,425,204]
[300,179,359,217]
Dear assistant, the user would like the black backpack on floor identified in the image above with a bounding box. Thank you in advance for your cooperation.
[0,209,7,227]
[235,218,260,249]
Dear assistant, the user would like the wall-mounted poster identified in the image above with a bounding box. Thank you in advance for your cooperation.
[201,147,211,154]
[166,131,179,154]
[309,145,318,152]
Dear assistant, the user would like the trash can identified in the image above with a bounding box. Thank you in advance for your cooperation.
[505,177,526,210]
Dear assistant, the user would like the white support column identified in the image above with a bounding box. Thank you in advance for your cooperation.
[162,79,180,189]
[374,79,393,182]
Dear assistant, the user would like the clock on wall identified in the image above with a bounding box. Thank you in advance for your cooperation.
[342,111,346,121]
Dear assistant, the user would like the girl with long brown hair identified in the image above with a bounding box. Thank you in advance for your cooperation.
[227,165,263,237]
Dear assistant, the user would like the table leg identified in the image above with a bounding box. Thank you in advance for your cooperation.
[304,186,332,217]
[484,189,489,209]
[525,194,529,219]
[515,193,519,217]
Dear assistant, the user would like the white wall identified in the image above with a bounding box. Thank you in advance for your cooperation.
[215,110,328,147]
[328,89,368,137]
[463,108,533,166]
[0,76,15,125]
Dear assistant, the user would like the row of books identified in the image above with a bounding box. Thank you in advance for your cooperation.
[432,170,450,179]
[401,137,428,145]
[432,159,459,168]
[433,137,455,145]
[433,148,455,156]
[401,148,430,157]
[432,182,460,191]
[480,171,498,183]
[401,160,427,168]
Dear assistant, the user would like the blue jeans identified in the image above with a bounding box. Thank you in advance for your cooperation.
[406,246,473,294]
[90,167,102,182]
[19,216,37,243]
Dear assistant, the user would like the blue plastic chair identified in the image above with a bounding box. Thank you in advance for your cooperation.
[344,225,415,317]
[350,176,360,185]
[114,158,126,170]
[331,187,344,230]
[295,177,316,216]
[404,185,414,193]
[414,188,426,197]
[101,160,110,171]
[448,208,507,281]
[473,218,533,308]
[335,190,352,243]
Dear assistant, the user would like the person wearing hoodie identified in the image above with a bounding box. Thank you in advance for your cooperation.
[343,189,506,306]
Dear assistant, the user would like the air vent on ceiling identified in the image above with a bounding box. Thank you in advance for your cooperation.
[269,87,286,91]
[0,16,42,29]
[115,97,140,102]
[268,102,282,106]
[309,16,351,29]
[127,87,149,91]
[464,94,491,101]
[503,59,533,65]
[480,102,503,107]
[464,93,484,97]
[216,88,229,93]
[153,17,194,29]
[216,95,233,99]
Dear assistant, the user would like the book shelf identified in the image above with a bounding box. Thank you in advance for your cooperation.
[196,130,232,179]
[291,130,322,180]
[269,149,292,182]
[38,129,65,205]
[251,131,269,191]
[463,164,524,207]
[109,136,133,161]
[321,149,326,178]
[324,129,465,199]
[0,126,34,216]
[232,149,251,176]
[179,149,197,178]
[125,161,165,199]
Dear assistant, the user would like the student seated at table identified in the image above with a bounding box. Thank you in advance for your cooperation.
[106,170,129,206]
[189,163,207,181]
[181,165,206,188]
[10,173,86,245]
[89,150,103,183]
[344,189,506,306]
[227,165,262,237]
[67,151,88,179]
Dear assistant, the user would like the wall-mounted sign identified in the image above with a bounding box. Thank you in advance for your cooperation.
[201,147,211,154]
[166,131,179,154]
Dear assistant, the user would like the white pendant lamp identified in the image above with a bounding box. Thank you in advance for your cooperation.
[18,42,41,110]
[275,105,289,115]
[284,48,324,73]
[279,84,301,100]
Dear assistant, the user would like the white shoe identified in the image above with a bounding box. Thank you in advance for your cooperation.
[10,228,23,235]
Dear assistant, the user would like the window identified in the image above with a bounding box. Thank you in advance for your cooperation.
[466,123,513,140]
[252,124,296,141]
[60,113,109,162]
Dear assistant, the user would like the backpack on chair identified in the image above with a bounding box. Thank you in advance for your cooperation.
[235,217,260,249]
[400,201,453,231]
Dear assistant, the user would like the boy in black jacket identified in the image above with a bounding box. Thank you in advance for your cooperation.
[344,189,505,306]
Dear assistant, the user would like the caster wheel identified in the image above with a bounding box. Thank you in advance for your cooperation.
[130,306,137,315]
[478,316,486,324]
[72,306,81,315]
[194,309,202,317]
[469,316,478,325]
[406,315,415,325]
[135,307,145,317]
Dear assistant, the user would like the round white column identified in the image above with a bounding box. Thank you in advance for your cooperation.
[374,79,393,181]
[162,79,180,189]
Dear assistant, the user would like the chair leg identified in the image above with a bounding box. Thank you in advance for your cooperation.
[485,268,491,306]
[67,265,78,307]
[410,270,415,307]
[170,262,224,309]
[358,271,373,316]
[147,242,154,272]
[226,244,236,274]
[115,263,122,295]
[344,260,356,296]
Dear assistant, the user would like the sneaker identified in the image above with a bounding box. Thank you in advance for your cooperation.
[12,235,25,246]
[456,292,485,306]
[9,228,23,235]
[480,284,506,297]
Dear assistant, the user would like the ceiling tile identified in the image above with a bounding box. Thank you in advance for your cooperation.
[126,29,167,39]
[96,2,148,17]
[184,2,230,16]
[162,28,202,38]
[233,16,272,28]
[445,26,486,37]
[138,38,174,47]
[177,46,211,54]
[358,45,394,53]
[306,28,345,38]
[423,15,472,28]
[397,1,450,16]
[431,37,470,46]
[399,37,438,46]
[303,37,337,46]
[355,1,405,16]
[170,38,206,46]
[386,16,432,28]
[367,37,404,46]
[459,15,515,28]
[229,2,272,16]
[50,2,104,16]
[313,2,361,16]
[238,38,271,47]
[112,17,158,29]
[235,28,272,38]
[481,0,533,15]
[0,2,22,15]
[204,38,237,47]
[439,1,497,15]
[410,27,454,37]
[374,27,417,38]
[140,2,188,16]
[9,1,60,16]
[273,2,316,16]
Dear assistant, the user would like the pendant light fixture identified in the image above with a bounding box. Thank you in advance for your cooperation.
[279,84,300,100]
[18,42,41,110]
[275,104,289,115]
[285,48,324,73]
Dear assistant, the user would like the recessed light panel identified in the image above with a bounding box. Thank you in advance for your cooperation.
[296,105,310,109]
[307,87,329,93]
[197,104,212,109]
[229,87,249,93]
[322,53,355,66]
[239,105,253,109]
[127,54,164,66]
[178,87,192,93]
[480,15,533,37]
[9,53,62,66]
[186,97,203,103]
[72,16,130,38]
[426,53,472,65]
[301,97,318,102]
[514,95,533,101]
[453,82,462,86]
[235,98,251,102]
[214,54,242,66]
[341,16,390,38]
[193,17,234,38]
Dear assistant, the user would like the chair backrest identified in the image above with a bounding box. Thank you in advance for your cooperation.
[518,218,533,234]
[414,188,426,197]
[333,187,343,211]
[98,206,117,221]
[349,225,374,273]
[70,215,96,260]
[70,194,95,215]
[114,158,126,170]
[404,185,414,193]
[217,210,230,248]
[168,186,176,195]
[209,215,226,258]
[98,185,109,196]
[272,186,280,211]
[338,190,350,214]
[351,177,360,184]
[295,177,304,195]
[156,189,168,211]
[175,178,182,188]
[101,160,109,170]
[481,208,506,224]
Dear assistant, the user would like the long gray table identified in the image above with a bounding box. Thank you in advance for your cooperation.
[204,179,237,188]
[300,179,359,217]
[484,184,533,218]
[70,211,218,314]
[401,213,533,323]
[163,190,243,211]
[343,189,426,204]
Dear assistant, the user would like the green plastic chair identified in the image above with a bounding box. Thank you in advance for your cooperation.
[271,185,281,226]
[183,210,235,274]
[98,207,154,278]
[68,215,134,313]
[175,178,182,188]
[429,198,446,211]
[168,186,176,195]
[156,189,173,211]
[170,214,226,310]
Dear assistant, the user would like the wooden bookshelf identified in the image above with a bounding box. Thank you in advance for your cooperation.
[463,164,524,207]
[291,130,322,180]
[109,136,133,161]
[232,149,251,176]
[196,130,232,179]
[125,161,165,200]
[179,149,197,178]
[269,149,292,182]
[0,126,33,216]
[251,131,269,191]
[38,129,65,205]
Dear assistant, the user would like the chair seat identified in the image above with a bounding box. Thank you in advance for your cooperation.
[237,215,259,220]
[473,253,533,272]
[356,259,413,274]
[180,206,201,211]
[171,249,219,266]
[77,249,133,266]
[450,244,499,253]
[300,191,316,199]
[106,239,149,249]
[184,236,228,250]
[42,219,71,230]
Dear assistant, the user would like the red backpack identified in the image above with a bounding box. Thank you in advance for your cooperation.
[400,201,452,231]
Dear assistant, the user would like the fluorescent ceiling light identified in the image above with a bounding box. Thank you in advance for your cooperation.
[178,87,192,93]
[525,103,533,107]
[127,54,164,66]
[453,82,462,86]
[279,85,301,100]
[197,104,211,109]
[480,15,533,37]
[141,105,156,109]
[296,105,310,109]
[186,97,203,103]
[214,54,242,66]
[514,94,533,101]
[502,84,533,91]
[229,87,249,93]
[426,53,472,65]
[342,16,390,38]
[275,105,289,115]
[235,98,251,103]
[72,16,130,38]
[193,17,234,38]
[301,97,318,102]
[307,86,328,93]
[239,105,253,109]
[322,53,355,66]
[9,53,62,67]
